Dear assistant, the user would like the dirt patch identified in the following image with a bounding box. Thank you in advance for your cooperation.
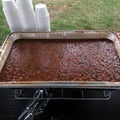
[34,0,67,19]
[49,5,65,20]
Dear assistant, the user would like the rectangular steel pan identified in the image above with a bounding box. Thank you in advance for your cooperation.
[0,31,120,88]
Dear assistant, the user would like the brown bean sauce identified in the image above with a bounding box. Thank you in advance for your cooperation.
[0,39,120,82]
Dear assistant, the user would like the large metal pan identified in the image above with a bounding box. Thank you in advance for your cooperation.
[0,31,120,88]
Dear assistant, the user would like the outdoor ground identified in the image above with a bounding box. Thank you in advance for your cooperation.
[0,0,120,45]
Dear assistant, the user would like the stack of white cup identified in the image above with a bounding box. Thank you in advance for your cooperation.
[2,0,23,32]
[2,0,51,32]
[35,3,51,32]
[16,0,36,32]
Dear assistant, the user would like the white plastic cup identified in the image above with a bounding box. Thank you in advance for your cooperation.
[16,0,36,32]
[16,0,32,5]
[16,0,33,10]
[2,0,16,11]
[35,3,51,32]
[35,3,49,17]
[35,15,51,32]
[2,0,23,32]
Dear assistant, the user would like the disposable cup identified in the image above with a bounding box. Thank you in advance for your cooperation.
[36,16,50,32]
[17,0,36,31]
[3,9,20,22]
[35,4,50,32]
[35,3,50,31]
[3,8,23,32]
[16,0,33,10]
[17,3,34,11]
[16,0,32,6]
[35,3,49,17]
[2,0,17,11]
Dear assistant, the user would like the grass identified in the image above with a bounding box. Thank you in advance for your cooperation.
[0,0,120,45]
[48,0,120,31]
[0,1,10,45]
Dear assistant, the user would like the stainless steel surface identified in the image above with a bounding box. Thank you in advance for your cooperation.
[0,31,120,88]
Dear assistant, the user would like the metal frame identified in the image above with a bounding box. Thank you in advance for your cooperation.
[14,88,112,101]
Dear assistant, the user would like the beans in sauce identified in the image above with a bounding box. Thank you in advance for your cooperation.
[0,39,120,82]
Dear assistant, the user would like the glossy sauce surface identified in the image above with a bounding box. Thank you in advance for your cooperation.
[0,39,120,82]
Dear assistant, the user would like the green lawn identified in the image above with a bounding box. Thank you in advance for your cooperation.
[0,1,10,45]
[0,0,120,45]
